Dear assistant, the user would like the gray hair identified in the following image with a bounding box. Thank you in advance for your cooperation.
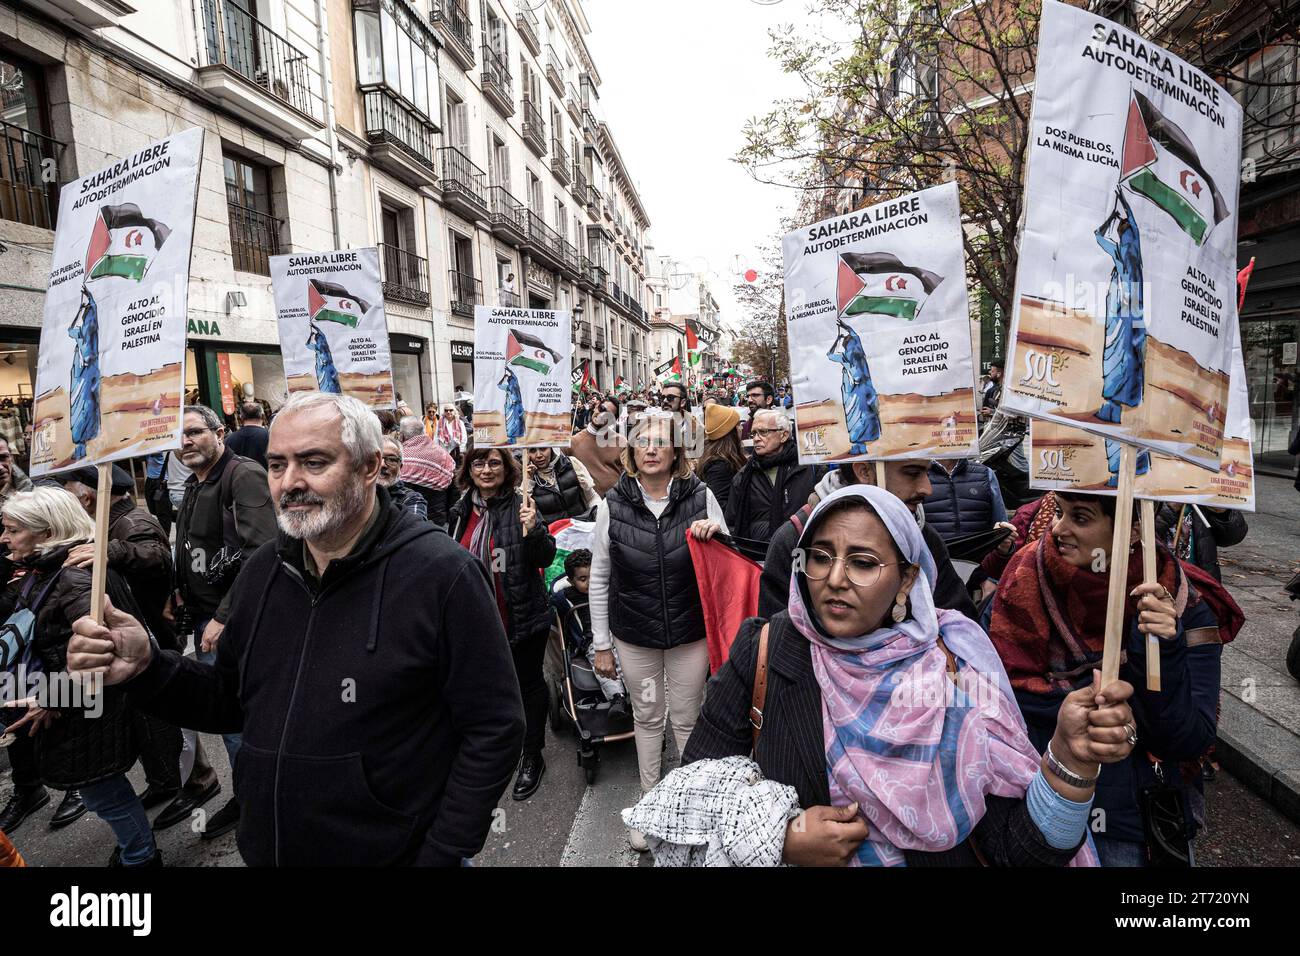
[271,392,383,466]
[184,404,223,432]
[397,416,425,441]
[754,408,791,434]
[1,486,95,553]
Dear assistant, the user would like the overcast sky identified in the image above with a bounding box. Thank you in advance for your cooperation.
[582,0,810,331]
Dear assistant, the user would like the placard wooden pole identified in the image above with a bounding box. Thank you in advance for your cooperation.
[521,453,532,504]
[89,462,113,626]
[873,461,888,489]
[1100,444,1138,689]
[1140,497,1161,692]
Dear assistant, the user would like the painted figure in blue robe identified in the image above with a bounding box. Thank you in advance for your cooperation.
[1095,189,1146,427]
[306,320,341,394]
[828,319,880,454]
[68,286,101,460]
[1103,438,1151,489]
[498,367,524,444]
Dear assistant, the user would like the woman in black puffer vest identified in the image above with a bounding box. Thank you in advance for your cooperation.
[586,412,729,852]
[0,487,157,866]
[449,446,556,802]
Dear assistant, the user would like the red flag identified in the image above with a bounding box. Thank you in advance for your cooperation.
[689,536,761,673]
[1237,257,1255,310]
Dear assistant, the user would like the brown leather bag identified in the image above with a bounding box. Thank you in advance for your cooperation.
[750,623,771,755]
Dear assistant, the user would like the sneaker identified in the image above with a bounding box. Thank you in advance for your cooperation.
[628,827,649,853]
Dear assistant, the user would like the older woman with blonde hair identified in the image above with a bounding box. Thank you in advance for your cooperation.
[0,486,159,865]
[587,411,728,851]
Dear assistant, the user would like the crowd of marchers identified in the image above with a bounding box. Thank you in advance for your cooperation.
[0,371,1256,867]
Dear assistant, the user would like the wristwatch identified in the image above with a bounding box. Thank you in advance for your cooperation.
[1045,741,1100,789]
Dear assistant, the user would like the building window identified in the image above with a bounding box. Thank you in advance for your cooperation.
[528,170,543,214]
[444,88,469,150]
[223,150,280,275]
[489,132,510,188]
[379,201,429,303]
[0,54,60,229]
[354,0,440,122]
[449,231,480,317]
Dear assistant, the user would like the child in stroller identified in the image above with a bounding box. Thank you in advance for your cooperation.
[552,550,629,721]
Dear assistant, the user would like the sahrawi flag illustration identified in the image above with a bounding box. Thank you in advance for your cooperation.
[836,252,942,321]
[307,279,368,328]
[85,203,170,281]
[507,328,559,374]
[1120,91,1228,246]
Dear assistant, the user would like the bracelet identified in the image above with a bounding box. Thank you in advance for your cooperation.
[1044,741,1100,789]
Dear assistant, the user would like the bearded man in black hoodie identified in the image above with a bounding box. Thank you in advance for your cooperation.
[68,392,524,866]
[726,408,825,544]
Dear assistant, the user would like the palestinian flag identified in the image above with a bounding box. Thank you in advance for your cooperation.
[615,377,630,394]
[655,356,682,383]
[307,279,368,328]
[507,328,560,374]
[1120,91,1228,246]
[836,252,942,321]
[85,203,170,281]
[686,323,702,367]
[543,517,595,592]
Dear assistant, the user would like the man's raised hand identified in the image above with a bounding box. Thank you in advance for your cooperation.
[68,595,153,686]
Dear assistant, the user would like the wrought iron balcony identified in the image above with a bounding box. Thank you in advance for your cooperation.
[199,0,323,131]
[0,121,63,229]
[380,243,430,305]
[559,237,581,278]
[438,146,489,218]
[579,320,592,346]
[227,201,282,275]
[565,82,581,123]
[526,210,564,268]
[489,185,528,245]
[363,89,437,185]
[578,255,597,290]
[430,0,474,70]
[595,329,606,350]
[585,183,600,213]
[499,288,521,308]
[516,1,540,56]
[551,138,571,185]
[521,97,546,156]
[572,164,588,200]
[449,269,481,318]
[481,44,514,117]
[544,44,564,95]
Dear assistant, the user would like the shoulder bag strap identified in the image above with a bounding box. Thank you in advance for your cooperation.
[750,622,771,756]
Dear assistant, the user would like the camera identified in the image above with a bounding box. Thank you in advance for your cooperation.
[203,547,244,590]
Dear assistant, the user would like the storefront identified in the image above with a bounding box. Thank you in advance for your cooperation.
[450,339,474,397]
[1239,211,1300,477]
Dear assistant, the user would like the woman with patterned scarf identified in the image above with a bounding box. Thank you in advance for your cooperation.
[679,485,1134,866]
[986,490,1231,867]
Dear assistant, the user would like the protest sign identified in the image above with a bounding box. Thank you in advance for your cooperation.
[782,181,979,464]
[30,127,204,477]
[1029,322,1254,510]
[1004,1,1243,477]
[270,247,394,409]
[473,306,572,447]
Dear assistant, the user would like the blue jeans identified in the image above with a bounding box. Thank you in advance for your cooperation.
[1095,836,1198,868]
[193,616,242,767]
[80,774,156,865]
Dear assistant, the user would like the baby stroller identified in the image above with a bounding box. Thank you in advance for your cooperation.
[547,584,634,786]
